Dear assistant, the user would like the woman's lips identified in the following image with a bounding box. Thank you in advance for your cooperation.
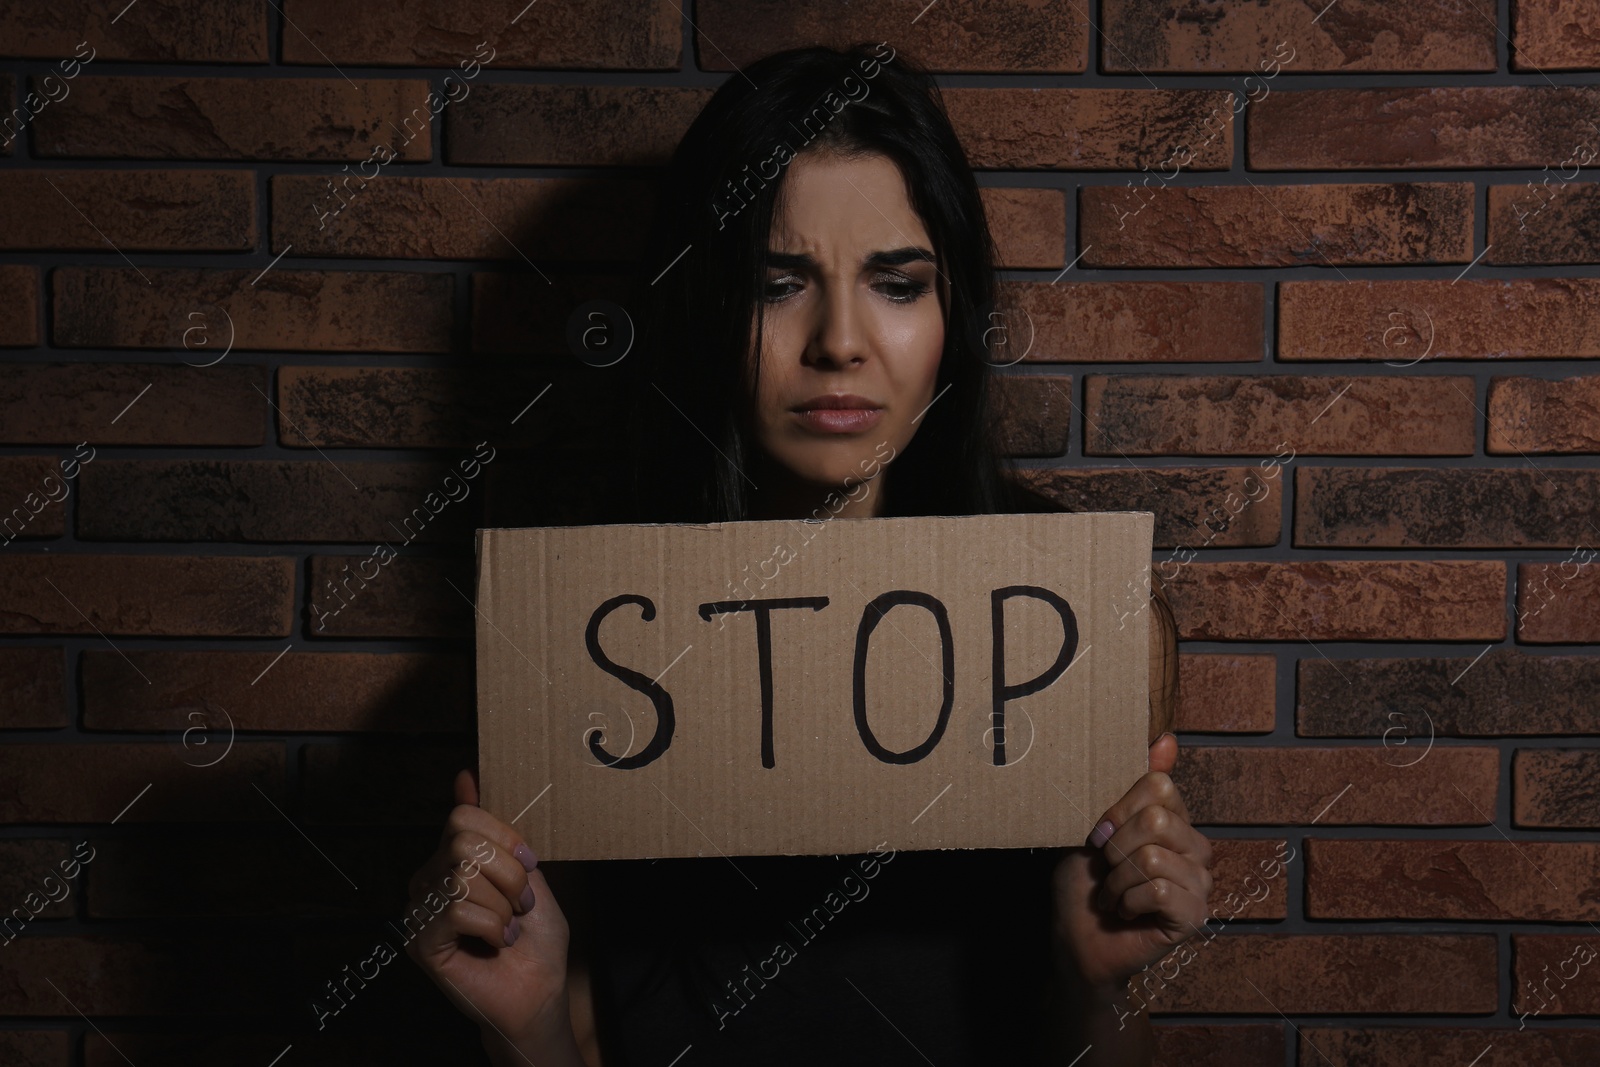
[793,407,884,434]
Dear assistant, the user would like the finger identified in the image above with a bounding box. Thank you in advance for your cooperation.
[1100,800,1211,875]
[438,768,480,849]
[409,897,519,960]
[1148,732,1177,775]
[1096,842,1214,910]
[1113,875,1209,931]
[455,767,480,807]
[408,848,501,924]
[442,803,539,874]
[1088,770,1193,849]
[453,863,518,928]
[444,831,536,915]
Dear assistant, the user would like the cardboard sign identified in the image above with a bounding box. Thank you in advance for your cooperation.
[475,511,1153,861]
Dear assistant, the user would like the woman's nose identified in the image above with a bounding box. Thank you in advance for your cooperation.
[804,288,866,367]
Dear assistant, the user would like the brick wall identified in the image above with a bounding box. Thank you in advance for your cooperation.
[2,1,1598,1064]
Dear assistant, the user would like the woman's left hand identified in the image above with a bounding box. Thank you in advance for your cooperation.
[1050,732,1214,991]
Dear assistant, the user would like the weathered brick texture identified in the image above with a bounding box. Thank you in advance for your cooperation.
[2,1,1595,1056]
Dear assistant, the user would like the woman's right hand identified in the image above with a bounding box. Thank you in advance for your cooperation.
[404,767,574,1051]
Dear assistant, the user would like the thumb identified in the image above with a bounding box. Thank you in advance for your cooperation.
[453,767,480,808]
[1148,732,1178,775]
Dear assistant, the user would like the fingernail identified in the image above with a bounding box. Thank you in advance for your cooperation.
[503,921,519,947]
[514,843,538,871]
[519,884,534,912]
[1089,819,1115,848]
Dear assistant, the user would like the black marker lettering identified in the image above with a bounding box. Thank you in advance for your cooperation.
[852,591,953,764]
[585,594,675,769]
[990,585,1079,766]
[699,597,829,768]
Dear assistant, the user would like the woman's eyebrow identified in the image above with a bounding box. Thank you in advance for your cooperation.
[764,246,936,269]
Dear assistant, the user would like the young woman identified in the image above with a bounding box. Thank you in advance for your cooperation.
[405,42,1211,1066]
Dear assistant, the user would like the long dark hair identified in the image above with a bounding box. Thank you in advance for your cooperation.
[610,40,1035,525]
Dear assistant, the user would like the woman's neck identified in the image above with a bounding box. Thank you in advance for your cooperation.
[746,457,887,522]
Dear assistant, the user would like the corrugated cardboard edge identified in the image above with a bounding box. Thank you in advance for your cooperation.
[473,527,489,817]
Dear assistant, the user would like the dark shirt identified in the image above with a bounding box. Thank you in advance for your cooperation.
[584,845,1067,1066]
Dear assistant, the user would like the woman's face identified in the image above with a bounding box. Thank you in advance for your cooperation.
[745,150,945,511]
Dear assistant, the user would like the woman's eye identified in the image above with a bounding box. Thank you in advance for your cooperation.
[762,277,931,304]
[878,278,931,304]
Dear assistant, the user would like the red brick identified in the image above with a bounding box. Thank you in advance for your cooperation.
[1488,181,1600,264]
[276,367,557,449]
[0,74,11,157]
[1136,934,1497,1013]
[0,264,40,345]
[1299,649,1600,736]
[1176,654,1277,733]
[447,85,714,166]
[1514,748,1600,827]
[1102,0,1496,72]
[1081,183,1474,268]
[1004,282,1264,363]
[1302,1027,1600,1064]
[0,1032,66,1066]
[0,936,295,1015]
[270,175,653,260]
[1516,560,1600,643]
[993,374,1071,457]
[306,554,472,638]
[52,268,452,352]
[983,189,1067,269]
[0,743,285,823]
[299,740,472,824]
[1174,745,1499,825]
[697,2,1087,73]
[0,170,254,251]
[280,0,680,69]
[1307,839,1600,919]
[1208,838,1292,920]
[0,363,265,445]
[77,459,479,543]
[1249,86,1600,169]
[1084,374,1476,456]
[1013,467,1283,551]
[0,455,68,541]
[0,1,267,62]
[1513,0,1600,70]
[1279,278,1600,361]
[1488,375,1600,453]
[1295,466,1600,548]
[0,839,80,920]
[0,554,294,637]
[1152,1024,1282,1067]
[1166,560,1506,641]
[945,89,1235,170]
[0,647,65,728]
[81,650,471,733]
[1513,936,1600,1014]
[31,76,433,161]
